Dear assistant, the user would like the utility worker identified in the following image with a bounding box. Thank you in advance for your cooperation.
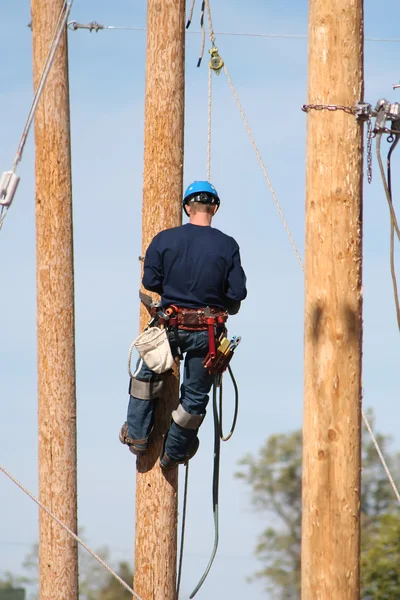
[120,181,247,470]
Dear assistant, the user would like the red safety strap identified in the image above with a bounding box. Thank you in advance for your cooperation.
[206,315,216,359]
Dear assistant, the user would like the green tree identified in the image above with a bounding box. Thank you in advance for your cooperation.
[0,573,23,589]
[237,410,400,599]
[6,536,133,600]
[361,513,400,599]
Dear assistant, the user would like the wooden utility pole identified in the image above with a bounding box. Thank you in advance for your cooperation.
[134,1,185,599]
[302,1,364,599]
[31,2,78,599]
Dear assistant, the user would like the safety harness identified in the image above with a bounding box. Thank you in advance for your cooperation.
[141,293,240,377]
[135,292,241,598]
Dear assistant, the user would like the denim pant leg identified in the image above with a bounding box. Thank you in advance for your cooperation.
[164,331,214,461]
[127,358,161,440]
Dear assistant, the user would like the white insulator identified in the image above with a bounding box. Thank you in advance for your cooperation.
[0,171,20,207]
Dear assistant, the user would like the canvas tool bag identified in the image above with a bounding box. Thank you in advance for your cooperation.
[133,326,174,374]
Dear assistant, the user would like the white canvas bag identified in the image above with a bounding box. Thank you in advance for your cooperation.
[133,327,174,374]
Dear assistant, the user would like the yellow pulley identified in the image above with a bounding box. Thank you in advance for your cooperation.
[209,47,224,75]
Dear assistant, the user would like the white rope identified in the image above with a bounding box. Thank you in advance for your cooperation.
[198,1,206,67]
[362,411,400,504]
[222,63,304,271]
[0,464,144,600]
[203,0,303,271]
[186,0,196,28]
[204,0,216,46]
[128,340,137,378]
[207,66,212,181]
[201,0,400,510]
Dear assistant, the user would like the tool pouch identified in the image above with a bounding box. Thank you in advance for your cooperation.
[203,335,240,375]
[134,327,174,374]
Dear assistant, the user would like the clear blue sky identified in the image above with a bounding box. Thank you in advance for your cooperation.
[1,1,400,599]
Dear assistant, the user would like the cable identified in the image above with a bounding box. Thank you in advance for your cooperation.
[0,1,73,231]
[387,132,400,330]
[376,130,400,330]
[176,462,190,599]
[16,1,72,172]
[218,365,239,442]
[0,464,143,600]
[66,23,400,44]
[189,382,220,598]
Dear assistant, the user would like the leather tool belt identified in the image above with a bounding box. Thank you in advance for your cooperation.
[166,306,228,331]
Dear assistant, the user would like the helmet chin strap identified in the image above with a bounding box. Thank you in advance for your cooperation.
[183,193,220,216]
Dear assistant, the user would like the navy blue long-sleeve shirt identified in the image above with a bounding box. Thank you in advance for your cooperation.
[142,223,247,313]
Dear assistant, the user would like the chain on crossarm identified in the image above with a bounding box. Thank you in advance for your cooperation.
[301,103,359,115]
[302,102,375,184]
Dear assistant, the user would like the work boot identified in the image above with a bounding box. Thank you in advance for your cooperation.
[119,422,149,456]
[159,436,200,471]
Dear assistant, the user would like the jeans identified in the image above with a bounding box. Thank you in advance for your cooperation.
[127,329,215,461]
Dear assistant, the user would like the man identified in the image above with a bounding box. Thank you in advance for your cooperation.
[120,180,247,470]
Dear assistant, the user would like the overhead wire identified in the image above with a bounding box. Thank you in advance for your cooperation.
[66,22,400,43]
[0,0,73,231]
[0,464,143,600]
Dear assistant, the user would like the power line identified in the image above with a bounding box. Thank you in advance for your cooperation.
[66,22,400,44]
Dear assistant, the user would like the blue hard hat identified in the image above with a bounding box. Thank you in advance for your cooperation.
[183,180,220,216]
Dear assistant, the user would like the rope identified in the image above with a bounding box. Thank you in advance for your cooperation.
[207,65,212,181]
[223,63,304,270]
[0,464,144,600]
[203,0,400,512]
[204,0,216,46]
[197,1,206,67]
[186,0,196,29]
[362,413,400,504]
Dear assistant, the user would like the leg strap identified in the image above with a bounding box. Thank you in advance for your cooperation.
[129,377,163,400]
[172,404,205,430]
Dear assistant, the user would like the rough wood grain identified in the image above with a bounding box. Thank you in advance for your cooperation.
[134,1,185,599]
[31,1,78,598]
[301,1,364,598]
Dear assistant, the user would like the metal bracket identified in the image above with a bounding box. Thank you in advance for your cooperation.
[354,102,373,121]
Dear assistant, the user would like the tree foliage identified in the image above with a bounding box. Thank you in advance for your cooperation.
[236,410,400,599]
[2,537,133,600]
